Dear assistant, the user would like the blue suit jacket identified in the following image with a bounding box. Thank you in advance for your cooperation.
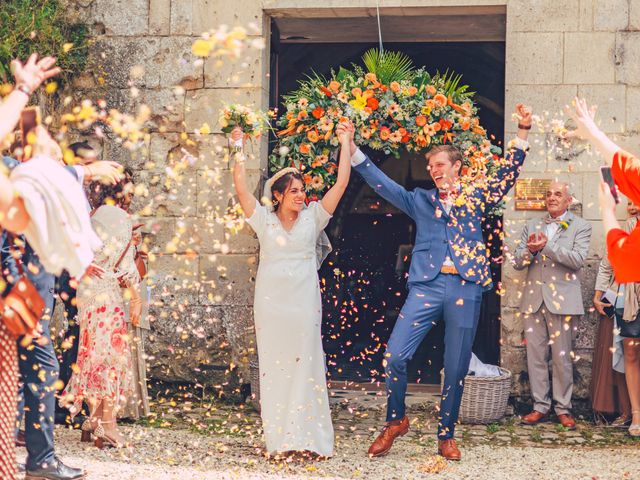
[354,146,527,290]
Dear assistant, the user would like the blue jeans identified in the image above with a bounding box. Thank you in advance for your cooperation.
[384,274,482,439]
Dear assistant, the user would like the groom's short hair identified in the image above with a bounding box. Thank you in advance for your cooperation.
[425,145,463,173]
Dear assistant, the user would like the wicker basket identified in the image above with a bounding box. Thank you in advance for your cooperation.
[440,367,512,424]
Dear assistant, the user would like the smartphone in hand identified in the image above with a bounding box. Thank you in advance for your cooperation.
[19,106,41,161]
[600,166,620,204]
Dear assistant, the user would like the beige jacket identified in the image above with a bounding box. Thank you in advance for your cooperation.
[513,211,592,315]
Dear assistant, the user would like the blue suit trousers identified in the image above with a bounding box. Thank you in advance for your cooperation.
[384,273,482,439]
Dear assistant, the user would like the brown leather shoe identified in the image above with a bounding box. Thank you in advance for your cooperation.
[438,438,461,461]
[521,410,548,425]
[367,416,410,458]
[557,414,577,430]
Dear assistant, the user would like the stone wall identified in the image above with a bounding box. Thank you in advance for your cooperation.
[61,0,640,398]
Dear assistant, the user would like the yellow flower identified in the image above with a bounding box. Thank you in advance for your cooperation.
[349,92,367,111]
[191,38,212,57]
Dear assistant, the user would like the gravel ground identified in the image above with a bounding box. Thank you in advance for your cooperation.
[17,424,640,480]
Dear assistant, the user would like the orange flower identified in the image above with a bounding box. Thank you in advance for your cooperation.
[472,126,486,135]
[425,85,437,96]
[439,118,453,131]
[319,86,332,97]
[434,94,447,107]
[329,81,341,93]
[300,143,311,154]
[407,86,418,96]
[351,87,362,97]
[415,115,427,127]
[397,128,407,137]
[360,126,372,139]
[460,119,471,131]
[415,133,430,147]
[303,173,313,185]
[307,129,320,143]
[297,110,308,120]
[312,107,325,119]
[365,72,377,82]
[326,162,337,174]
[390,81,401,93]
[367,97,379,110]
[379,126,391,140]
[424,122,441,136]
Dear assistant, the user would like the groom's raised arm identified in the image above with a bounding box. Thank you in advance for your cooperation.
[351,149,416,219]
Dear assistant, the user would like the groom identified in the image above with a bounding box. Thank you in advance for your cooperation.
[337,104,531,460]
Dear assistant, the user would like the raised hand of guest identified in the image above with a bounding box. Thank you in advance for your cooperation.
[564,97,619,165]
[515,103,532,140]
[85,161,124,185]
[32,125,63,162]
[230,126,257,218]
[11,53,61,94]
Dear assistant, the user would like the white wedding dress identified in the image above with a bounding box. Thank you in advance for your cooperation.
[246,200,334,457]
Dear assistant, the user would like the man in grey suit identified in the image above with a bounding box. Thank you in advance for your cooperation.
[513,181,592,430]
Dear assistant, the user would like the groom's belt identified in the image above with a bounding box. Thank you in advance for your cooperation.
[440,265,459,275]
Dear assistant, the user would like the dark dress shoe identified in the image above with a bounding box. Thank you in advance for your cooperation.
[521,410,548,425]
[25,457,86,480]
[368,416,410,457]
[557,414,577,430]
[16,429,26,447]
[438,438,461,461]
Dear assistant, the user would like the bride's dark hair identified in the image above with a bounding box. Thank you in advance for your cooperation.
[271,171,304,210]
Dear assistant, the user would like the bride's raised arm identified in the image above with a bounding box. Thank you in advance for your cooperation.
[230,126,257,218]
[321,121,353,215]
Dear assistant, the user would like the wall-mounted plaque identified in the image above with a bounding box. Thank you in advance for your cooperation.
[514,178,551,210]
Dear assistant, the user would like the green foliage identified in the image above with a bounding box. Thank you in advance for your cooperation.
[362,48,414,84]
[0,0,89,86]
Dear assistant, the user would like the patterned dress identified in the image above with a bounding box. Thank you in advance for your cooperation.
[0,320,17,480]
[62,205,138,414]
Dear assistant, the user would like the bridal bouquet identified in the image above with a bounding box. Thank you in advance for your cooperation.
[218,104,270,138]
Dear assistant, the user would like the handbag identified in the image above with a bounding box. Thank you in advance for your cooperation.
[0,235,45,337]
[614,285,640,338]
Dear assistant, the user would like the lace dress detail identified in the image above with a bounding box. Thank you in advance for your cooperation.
[62,205,138,414]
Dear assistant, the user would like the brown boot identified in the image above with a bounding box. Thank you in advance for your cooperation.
[367,416,410,458]
[437,438,461,461]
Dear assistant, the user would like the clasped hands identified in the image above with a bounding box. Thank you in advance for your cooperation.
[527,231,547,255]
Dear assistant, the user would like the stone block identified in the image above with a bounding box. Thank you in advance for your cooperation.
[147,252,201,308]
[155,37,204,89]
[192,0,264,35]
[146,305,234,383]
[577,84,626,133]
[501,309,525,346]
[594,0,629,31]
[507,0,579,32]
[204,41,265,88]
[626,87,640,132]
[138,88,186,132]
[139,170,198,217]
[222,305,257,381]
[199,254,257,305]
[505,85,576,121]
[631,0,640,30]
[506,32,563,85]
[615,32,640,86]
[184,88,264,132]
[579,0,594,31]
[565,33,616,84]
[499,346,529,396]
[196,168,262,217]
[149,0,171,35]
[92,0,149,36]
[171,0,193,35]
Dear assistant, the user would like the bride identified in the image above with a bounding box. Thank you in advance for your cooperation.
[231,121,353,458]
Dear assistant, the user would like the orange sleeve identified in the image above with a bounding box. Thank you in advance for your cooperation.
[612,150,640,205]
[607,227,640,283]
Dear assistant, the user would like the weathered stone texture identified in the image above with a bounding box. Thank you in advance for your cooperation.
[92,0,149,36]
[506,32,563,85]
[565,33,616,84]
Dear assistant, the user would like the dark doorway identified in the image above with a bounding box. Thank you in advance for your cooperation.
[270,32,505,384]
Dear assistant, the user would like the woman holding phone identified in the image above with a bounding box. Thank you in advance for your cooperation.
[566,98,640,437]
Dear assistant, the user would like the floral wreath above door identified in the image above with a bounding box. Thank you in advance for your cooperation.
[269,49,504,200]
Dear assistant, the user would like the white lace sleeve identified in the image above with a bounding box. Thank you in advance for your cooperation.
[309,200,332,232]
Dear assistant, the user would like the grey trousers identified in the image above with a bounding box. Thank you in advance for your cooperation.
[524,307,576,415]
